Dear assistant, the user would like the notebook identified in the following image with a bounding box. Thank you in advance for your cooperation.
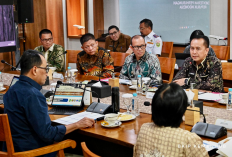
[48,83,86,115]
[175,53,191,69]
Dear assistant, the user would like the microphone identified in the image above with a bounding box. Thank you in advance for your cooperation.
[1,60,17,71]
[144,101,150,106]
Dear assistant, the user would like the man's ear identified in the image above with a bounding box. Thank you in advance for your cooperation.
[81,46,84,50]
[31,66,37,76]
[95,41,98,46]
[129,45,133,51]
[39,39,43,45]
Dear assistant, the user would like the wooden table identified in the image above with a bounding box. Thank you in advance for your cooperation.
[1,72,231,156]
[49,74,231,156]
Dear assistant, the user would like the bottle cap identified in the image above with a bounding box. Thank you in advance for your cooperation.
[133,93,137,97]
[68,67,71,70]
[229,88,232,92]
[0,72,1,74]
[137,75,141,78]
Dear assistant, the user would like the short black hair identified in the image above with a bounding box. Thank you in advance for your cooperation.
[39,29,52,39]
[20,50,44,75]
[190,35,209,48]
[131,35,145,45]
[108,25,119,32]
[140,19,153,30]
[190,30,204,41]
[151,83,188,128]
[80,33,95,45]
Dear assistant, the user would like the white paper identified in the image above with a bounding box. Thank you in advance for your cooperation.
[217,139,232,157]
[92,81,102,87]
[203,140,219,151]
[174,63,179,70]
[146,92,155,99]
[119,79,132,85]
[53,111,104,125]
[198,93,221,101]
[53,72,64,79]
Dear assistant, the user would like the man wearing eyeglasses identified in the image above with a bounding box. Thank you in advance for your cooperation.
[119,35,162,83]
[3,50,95,156]
[139,19,162,57]
[105,25,131,53]
[77,33,114,78]
[34,29,65,72]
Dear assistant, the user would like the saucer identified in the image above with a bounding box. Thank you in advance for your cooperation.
[101,121,122,128]
[129,85,137,90]
[0,87,6,92]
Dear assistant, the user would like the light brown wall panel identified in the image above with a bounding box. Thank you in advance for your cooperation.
[93,0,104,38]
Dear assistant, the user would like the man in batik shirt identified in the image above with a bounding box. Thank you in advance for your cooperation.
[173,35,223,92]
[119,35,162,83]
[77,33,114,78]
[35,29,64,72]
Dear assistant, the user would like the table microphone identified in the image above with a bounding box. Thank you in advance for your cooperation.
[1,60,18,71]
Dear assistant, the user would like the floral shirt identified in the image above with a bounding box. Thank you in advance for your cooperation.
[119,51,162,83]
[76,47,114,78]
[34,44,64,72]
[173,56,223,92]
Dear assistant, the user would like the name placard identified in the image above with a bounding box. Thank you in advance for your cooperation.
[215,119,232,130]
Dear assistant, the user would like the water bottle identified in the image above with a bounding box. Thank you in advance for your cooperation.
[66,67,71,83]
[227,88,232,110]
[132,93,139,116]
[0,72,3,90]
[136,75,142,94]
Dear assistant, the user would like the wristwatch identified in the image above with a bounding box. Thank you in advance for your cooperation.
[184,78,189,85]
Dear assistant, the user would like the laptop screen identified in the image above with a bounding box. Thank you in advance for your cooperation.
[10,76,19,87]
[52,83,85,107]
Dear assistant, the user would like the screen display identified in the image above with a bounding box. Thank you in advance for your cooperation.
[119,0,210,44]
[52,84,85,107]
[0,5,16,52]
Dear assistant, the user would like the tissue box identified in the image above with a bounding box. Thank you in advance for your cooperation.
[86,81,111,98]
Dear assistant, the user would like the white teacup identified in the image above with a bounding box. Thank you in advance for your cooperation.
[131,79,137,85]
[220,93,228,100]
[49,67,56,73]
[104,113,119,126]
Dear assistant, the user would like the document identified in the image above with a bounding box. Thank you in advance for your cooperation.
[198,93,221,101]
[53,111,104,125]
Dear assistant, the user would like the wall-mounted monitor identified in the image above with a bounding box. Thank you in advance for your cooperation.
[0,4,16,52]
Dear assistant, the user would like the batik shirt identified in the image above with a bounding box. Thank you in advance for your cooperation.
[76,47,114,78]
[119,51,162,83]
[34,44,65,72]
[105,33,131,52]
[173,56,223,92]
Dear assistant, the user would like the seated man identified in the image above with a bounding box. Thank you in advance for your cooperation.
[35,29,65,72]
[173,35,223,92]
[139,19,162,57]
[119,35,162,83]
[77,33,114,78]
[183,30,216,57]
[105,25,131,52]
[3,50,94,156]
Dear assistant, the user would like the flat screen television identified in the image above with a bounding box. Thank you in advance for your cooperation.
[0,4,16,52]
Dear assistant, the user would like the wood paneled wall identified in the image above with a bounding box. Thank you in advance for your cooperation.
[93,0,104,38]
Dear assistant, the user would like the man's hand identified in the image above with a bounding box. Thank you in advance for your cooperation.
[173,78,186,86]
[75,117,95,129]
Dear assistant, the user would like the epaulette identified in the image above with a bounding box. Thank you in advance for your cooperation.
[153,34,159,38]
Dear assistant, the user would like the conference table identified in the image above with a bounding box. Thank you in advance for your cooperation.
[1,72,232,157]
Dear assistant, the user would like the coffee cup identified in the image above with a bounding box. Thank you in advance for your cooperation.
[131,79,137,86]
[104,113,119,126]
[220,93,228,100]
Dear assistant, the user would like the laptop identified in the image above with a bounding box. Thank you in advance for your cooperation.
[175,53,191,69]
[48,83,86,115]
[0,76,20,104]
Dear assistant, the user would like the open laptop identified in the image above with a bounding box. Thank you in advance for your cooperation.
[175,53,191,69]
[48,83,86,115]
[0,76,19,104]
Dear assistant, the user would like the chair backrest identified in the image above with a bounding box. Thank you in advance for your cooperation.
[222,62,232,92]
[210,45,230,60]
[161,41,173,58]
[66,50,82,70]
[109,52,129,67]
[158,57,176,83]
[0,114,16,156]
[81,142,100,157]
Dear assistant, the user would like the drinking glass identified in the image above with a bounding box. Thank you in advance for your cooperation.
[122,93,133,114]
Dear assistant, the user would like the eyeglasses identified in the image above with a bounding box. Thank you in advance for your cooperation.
[41,38,53,42]
[84,43,96,49]
[109,31,118,36]
[139,27,147,31]
[37,66,50,73]
[132,45,146,50]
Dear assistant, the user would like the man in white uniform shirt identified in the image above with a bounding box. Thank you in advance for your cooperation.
[139,19,162,57]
